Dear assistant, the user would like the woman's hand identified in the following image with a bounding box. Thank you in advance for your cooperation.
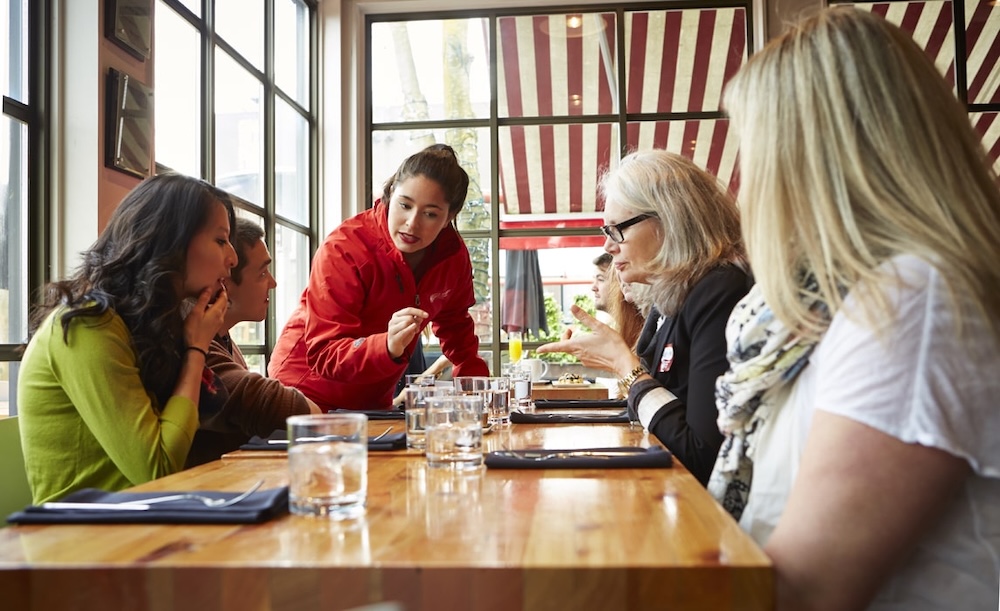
[184,285,228,352]
[536,304,637,375]
[387,307,427,359]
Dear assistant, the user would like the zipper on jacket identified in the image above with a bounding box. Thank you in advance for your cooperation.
[395,273,404,294]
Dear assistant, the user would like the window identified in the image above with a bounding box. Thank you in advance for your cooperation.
[1,0,47,416]
[831,1,1000,173]
[155,0,318,369]
[366,5,750,373]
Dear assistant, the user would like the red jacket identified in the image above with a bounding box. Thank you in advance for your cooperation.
[269,202,489,410]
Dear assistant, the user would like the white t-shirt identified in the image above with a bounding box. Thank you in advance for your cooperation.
[739,255,1000,610]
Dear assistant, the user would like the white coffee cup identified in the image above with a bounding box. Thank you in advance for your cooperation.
[520,358,549,382]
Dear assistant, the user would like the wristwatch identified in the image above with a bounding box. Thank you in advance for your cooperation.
[617,365,646,397]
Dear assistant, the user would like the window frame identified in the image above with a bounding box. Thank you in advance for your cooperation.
[155,0,320,367]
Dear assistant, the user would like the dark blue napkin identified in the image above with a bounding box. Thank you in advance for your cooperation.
[510,411,630,424]
[331,409,404,420]
[485,447,671,469]
[534,398,627,409]
[240,429,407,451]
[7,486,289,524]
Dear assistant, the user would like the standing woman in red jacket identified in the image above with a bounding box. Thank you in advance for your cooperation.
[270,144,489,411]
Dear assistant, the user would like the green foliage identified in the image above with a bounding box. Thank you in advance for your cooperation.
[524,294,580,364]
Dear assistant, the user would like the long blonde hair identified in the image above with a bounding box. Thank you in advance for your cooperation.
[726,8,1000,341]
[600,150,746,316]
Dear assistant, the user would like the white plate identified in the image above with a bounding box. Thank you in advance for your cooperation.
[551,381,592,388]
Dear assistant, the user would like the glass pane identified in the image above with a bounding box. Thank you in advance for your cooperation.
[273,224,309,335]
[370,18,490,123]
[275,0,310,108]
[625,118,739,193]
[498,122,617,216]
[215,48,263,205]
[215,0,264,70]
[154,1,202,177]
[970,111,1000,174]
[275,97,309,224]
[245,353,265,375]
[465,237,492,344]
[497,13,617,118]
[854,2,956,91]
[370,127,491,230]
[4,0,28,102]
[0,114,29,345]
[624,8,747,114]
[965,0,1000,104]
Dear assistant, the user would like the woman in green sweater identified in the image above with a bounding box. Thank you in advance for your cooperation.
[18,173,238,503]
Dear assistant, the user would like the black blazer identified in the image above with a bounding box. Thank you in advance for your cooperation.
[633,264,752,485]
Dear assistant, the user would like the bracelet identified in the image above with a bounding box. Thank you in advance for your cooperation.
[617,365,647,398]
[186,346,208,358]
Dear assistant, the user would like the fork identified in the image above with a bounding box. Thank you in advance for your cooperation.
[118,479,265,508]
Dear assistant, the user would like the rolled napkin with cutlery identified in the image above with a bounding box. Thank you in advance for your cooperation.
[240,428,406,451]
[7,485,289,524]
[533,399,628,409]
[484,447,672,469]
[510,411,630,424]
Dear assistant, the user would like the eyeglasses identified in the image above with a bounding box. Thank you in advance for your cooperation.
[600,214,653,244]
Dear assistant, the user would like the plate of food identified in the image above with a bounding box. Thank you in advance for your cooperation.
[551,373,591,388]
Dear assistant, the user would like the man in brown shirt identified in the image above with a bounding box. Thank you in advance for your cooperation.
[186,218,320,467]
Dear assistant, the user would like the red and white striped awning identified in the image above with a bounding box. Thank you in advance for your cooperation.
[860,1,1000,172]
[495,8,747,234]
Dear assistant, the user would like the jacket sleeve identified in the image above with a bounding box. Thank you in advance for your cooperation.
[301,235,402,385]
[203,338,312,436]
[432,255,490,377]
[53,314,199,484]
[644,275,747,484]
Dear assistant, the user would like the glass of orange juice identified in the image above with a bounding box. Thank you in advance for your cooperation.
[509,331,523,363]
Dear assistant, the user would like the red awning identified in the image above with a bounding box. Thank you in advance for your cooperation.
[495,9,748,230]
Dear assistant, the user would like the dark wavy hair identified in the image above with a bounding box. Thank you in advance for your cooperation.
[380,143,471,218]
[28,172,237,407]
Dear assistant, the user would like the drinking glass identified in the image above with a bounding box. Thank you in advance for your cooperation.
[425,395,484,470]
[484,377,512,426]
[403,386,431,450]
[287,413,368,519]
[508,330,523,363]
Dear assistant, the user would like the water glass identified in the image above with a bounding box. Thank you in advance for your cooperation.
[403,386,430,450]
[287,413,368,520]
[453,376,489,396]
[484,377,512,426]
[508,364,534,412]
[405,373,437,388]
[425,395,484,470]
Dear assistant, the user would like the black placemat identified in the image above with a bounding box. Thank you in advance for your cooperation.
[8,486,289,524]
[485,447,671,469]
[240,429,406,451]
[510,411,630,424]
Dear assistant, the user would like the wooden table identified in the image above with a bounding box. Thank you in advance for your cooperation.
[0,419,773,611]
[531,382,612,400]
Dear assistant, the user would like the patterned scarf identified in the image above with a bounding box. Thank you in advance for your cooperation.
[707,278,830,520]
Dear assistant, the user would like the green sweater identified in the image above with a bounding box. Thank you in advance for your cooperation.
[18,307,199,504]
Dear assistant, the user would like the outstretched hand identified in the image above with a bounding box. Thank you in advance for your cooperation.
[536,304,635,375]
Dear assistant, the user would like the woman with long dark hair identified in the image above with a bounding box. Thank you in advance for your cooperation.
[19,173,237,503]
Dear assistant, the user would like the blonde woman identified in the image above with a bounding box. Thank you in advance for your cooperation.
[710,8,1000,610]
[539,150,750,484]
